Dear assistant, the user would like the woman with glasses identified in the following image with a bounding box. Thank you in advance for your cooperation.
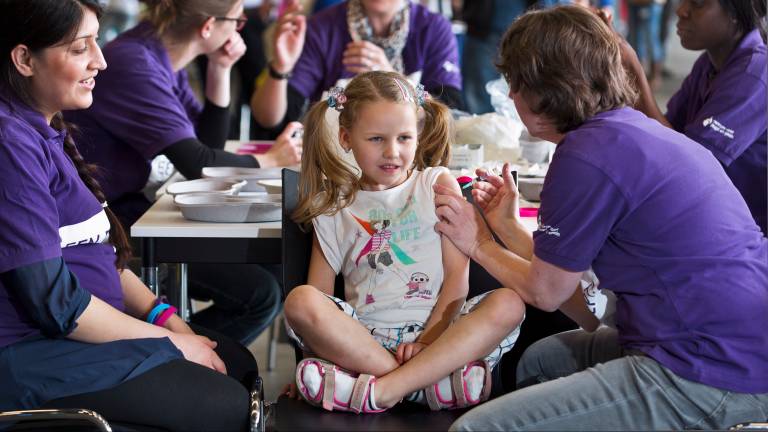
[1,1,256,429]
[65,0,297,347]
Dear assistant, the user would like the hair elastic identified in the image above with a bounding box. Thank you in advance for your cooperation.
[327,86,347,111]
[153,305,178,327]
[147,303,171,324]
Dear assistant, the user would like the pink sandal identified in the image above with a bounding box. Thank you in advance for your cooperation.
[424,360,492,411]
[295,358,387,414]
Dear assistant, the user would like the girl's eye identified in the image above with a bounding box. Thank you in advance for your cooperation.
[398,135,413,142]
[369,136,383,142]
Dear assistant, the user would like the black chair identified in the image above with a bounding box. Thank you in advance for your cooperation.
[275,168,576,431]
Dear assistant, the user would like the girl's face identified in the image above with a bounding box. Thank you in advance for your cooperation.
[26,8,105,122]
[676,0,740,51]
[340,100,418,191]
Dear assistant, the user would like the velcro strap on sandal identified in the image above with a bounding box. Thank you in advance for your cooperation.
[451,366,468,408]
[424,384,442,411]
[349,374,374,413]
[322,364,336,411]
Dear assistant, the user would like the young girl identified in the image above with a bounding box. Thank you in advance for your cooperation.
[283,71,525,413]
[0,1,255,429]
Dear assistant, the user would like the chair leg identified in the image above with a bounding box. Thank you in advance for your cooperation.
[267,314,281,371]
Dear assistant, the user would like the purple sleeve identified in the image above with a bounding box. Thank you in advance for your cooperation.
[90,46,197,159]
[667,56,767,166]
[289,20,329,99]
[0,131,61,273]
[176,70,203,124]
[418,14,462,91]
[533,153,628,272]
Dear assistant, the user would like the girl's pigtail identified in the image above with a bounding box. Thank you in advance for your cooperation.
[414,97,453,169]
[292,100,359,228]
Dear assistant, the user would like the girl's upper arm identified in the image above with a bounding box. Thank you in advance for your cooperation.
[306,231,338,296]
[435,172,470,288]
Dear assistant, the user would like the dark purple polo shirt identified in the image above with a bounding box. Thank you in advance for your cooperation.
[290,1,462,102]
[65,22,201,221]
[0,90,124,348]
[534,107,768,393]
[666,29,767,234]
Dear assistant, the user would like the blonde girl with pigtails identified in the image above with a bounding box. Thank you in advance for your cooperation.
[283,71,525,414]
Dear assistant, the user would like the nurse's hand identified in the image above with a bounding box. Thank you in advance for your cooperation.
[273,1,306,74]
[343,41,393,74]
[163,314,195,335]
[208,31,247,71]
[255,121,303,167]
[472,163,521,235]
[434,184,494,259]
[169,333,227,374]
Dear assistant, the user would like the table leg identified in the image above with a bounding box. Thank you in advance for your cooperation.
[140,238,159,296]
[179,263,189,322]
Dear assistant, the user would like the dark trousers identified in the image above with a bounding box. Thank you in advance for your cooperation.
[43,325,257,432]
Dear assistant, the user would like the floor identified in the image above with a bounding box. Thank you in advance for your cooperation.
[245,23,701,403]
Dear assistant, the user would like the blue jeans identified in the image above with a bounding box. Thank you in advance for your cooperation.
[628,2,666,63]
[451,327,768,431]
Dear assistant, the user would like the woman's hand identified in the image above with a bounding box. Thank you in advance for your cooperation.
[343,41,393,74]
[472,163,521,235]
[256,121,303,167]
[163,314,195,335]
[272,1,307,74]
[168,332,227,374]
[434,184,495,259]
[395,342,427,364]
[208,31,247,71]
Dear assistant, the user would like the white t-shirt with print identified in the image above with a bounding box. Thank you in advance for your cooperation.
[312,167,448,328]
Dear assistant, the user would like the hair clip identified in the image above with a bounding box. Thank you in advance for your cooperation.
[415,84,430,106]
[327,86,347,112]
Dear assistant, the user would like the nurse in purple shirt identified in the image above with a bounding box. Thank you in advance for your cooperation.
[620,0,767,235]
[428,6,767,430]
[66,0,295,346]
[250,0,464,132]
[0,1,255,429]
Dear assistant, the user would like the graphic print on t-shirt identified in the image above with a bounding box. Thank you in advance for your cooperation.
[59,210,111,248]
[351,192,438,305]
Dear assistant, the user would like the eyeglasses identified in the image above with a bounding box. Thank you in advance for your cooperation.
[213,13,248,31]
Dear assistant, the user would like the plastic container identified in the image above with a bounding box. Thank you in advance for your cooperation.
[201,167,284,192]
[517,177,545,202]
[257,179,282,195]
[173,194,282,223]
[166,179,246,197]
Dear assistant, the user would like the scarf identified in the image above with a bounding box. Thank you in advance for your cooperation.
[346,0,410,74]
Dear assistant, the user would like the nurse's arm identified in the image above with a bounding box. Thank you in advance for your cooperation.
[617,38,672,128]
[471,241,590,316]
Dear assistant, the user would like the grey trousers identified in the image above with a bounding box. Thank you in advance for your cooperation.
[450,327,768,431]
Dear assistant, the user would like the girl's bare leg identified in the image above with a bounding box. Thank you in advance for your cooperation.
[284,284,399,375]
[374,288,525,407]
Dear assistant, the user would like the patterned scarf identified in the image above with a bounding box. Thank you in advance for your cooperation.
[346,0,410,74]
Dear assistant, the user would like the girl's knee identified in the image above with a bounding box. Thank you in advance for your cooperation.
[486,289,525,328]
[284,285,324,327]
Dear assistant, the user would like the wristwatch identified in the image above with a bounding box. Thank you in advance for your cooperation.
[268,62,292,80]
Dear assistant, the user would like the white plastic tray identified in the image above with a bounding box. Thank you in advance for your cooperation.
[166,179,246,197]
[201,167,285,192]
[257,179,282,195]
[174,193,282,223]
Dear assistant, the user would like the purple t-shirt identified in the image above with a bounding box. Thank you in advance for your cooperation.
[533,107,768,393]
[290,2,462,102]
[65,22,201,212]
[0,91,124,348]
[666,29,767,234]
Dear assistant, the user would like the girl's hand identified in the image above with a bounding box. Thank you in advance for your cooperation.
[273,2,306,74]
[256,121,303,167]
[168,332,227,374]
[343,41,393,74]
[434,185,495,259]
[395,342,427,364]
[208,32,247,70]
[472,163,521,234]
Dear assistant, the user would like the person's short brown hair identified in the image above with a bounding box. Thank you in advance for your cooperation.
[497,5,637,133]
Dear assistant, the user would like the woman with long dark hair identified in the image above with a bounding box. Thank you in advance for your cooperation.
[0,1,255,429]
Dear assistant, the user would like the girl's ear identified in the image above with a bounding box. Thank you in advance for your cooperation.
[199,16,216,39]
[339,127,351,153]
[10,45,35,77]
